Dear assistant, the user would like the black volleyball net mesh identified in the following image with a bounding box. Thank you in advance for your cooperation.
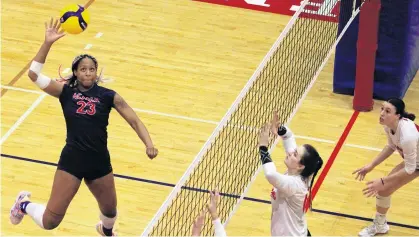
[142,0,363,236]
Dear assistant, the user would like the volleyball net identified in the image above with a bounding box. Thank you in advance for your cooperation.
[142,0,364,236]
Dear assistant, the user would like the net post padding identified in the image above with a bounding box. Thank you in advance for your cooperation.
[302,2,363,212]
[353,0,381,111]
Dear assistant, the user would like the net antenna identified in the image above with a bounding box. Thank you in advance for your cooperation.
[142,0,364,236]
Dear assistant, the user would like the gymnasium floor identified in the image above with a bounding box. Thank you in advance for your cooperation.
[1,0,418,236]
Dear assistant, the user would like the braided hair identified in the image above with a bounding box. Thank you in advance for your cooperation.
[300,144,323,211]
[66,54,99,88]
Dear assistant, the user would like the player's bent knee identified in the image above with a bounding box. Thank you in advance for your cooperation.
[104,210,117,218]
[43,208,65,230]
[376,194,391,208]
[43,217,63,230]
[99,202,117,217]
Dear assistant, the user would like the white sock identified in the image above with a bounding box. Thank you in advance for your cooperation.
[375,212,387,225]
[26,203,46,229]
[100,212,117,229]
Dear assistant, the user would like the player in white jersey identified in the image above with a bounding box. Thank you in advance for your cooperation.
[353,98,418,237]
[258,112,323,236]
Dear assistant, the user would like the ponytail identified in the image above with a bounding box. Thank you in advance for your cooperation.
[307,157,323,211]
[300,144,323,211]
[403,112,416,121]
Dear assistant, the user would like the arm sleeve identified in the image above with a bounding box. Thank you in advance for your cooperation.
[213,218,227,237]
[278,126,297,153]
[259,139,299,196]
[262,162,299,196]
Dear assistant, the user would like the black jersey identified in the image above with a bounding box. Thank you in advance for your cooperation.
[59,84,116,153]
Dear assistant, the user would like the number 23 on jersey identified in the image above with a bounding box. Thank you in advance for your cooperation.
[76,101,96,115]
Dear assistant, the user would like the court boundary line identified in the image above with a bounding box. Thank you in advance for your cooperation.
[0,85,385,153]
[0,94,47,145]
[0,61,32,97]
[1,153,418,231]
[305,110,359,211]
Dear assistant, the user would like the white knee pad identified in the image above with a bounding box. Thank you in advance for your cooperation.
[100,212,117,229]
[376,195,391,208]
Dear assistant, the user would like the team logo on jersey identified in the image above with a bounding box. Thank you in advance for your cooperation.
[72,93,100,103]
[73,93,100,115]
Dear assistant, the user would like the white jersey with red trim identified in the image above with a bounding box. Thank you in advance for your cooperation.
[384,118,419,173]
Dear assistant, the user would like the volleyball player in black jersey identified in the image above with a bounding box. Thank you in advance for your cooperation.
[9,18,158,236]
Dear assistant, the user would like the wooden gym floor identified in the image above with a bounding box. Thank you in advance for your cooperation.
[1,0,418,236]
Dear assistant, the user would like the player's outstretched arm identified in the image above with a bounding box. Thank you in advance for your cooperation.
[28,17,65,98]
[191,211,205,236]
[270,111,297,155]
[113,93,158,159]
[207,189,227,237]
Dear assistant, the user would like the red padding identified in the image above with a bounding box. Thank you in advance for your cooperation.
[353,0,382,112]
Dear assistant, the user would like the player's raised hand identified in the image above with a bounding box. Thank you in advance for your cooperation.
[191,210,205,236]
[270,110,281,136]
[207,188,220,220]
[259,123,270,147]
[44,17,65,44]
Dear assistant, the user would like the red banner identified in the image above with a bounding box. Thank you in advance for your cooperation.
[193,0,341,22]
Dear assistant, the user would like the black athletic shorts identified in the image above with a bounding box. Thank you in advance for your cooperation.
[57,145,113,181]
